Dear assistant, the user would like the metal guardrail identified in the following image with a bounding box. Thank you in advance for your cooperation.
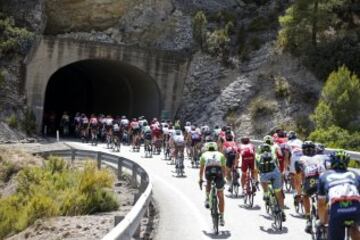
[35,148,152,240]
[251,139,360,162]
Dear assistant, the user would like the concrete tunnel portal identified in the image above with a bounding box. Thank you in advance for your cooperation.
[43,59,162,132]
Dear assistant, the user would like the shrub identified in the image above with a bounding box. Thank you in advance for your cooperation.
[274,75,290,98]
[0,158,119,237]
[249,97,276,120]
[192,11,208,50]
[0,160,18,183]
[348,160,360,169]
[21,109,37,135]
[311,66,360,131]
[309,125,360,151]
[0,16,34,56]
[206,28,230,60]
[6,114,18,129]
[248,16,268,32]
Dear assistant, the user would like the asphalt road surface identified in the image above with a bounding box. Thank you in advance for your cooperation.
[66,141,311,240]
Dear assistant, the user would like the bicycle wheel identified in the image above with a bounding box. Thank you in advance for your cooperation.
[233,183,239,198]
[311,212,317,240]
[211,195,219,235]
[274,210,283,231]
[249,185,254,208]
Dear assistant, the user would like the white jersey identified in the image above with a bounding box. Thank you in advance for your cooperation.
[120,119,129,126]
[173,134,185,146]
[162,127,169,135]
[288,139,303,173]
[185,126,192,133]
[299,155,325,177]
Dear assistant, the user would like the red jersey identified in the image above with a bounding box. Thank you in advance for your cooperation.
[239,143,256,161]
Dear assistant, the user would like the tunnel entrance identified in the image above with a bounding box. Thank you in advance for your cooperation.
[43,59,161,134]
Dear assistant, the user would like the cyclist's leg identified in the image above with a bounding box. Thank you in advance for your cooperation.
[328,203,347,240]
[241,159,249,190]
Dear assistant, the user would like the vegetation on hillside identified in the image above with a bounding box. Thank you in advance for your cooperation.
[0,156,118,239]
[278,0,360,80]
[0,14,34,56]
[309,66,360,150]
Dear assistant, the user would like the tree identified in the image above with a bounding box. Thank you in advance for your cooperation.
[278,0,344,52]
[311,66,360,130]
[192,11,208,50]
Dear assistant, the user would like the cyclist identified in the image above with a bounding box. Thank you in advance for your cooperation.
[74,112,81,137]
[315,143,330,169]
[60,111,70,137]
[264,135,287,178]
[199,142,226,226]
[130,118,141,148]
[142,122,152,154]
[80,114,89,141]
[317,150,360,240]
[190,126,202,166]
[222,130,239,192]
[151,119,162,153]
[89,114,99,142]
[256,143,286,221]
[171,128,185,170]
[297,141,326,233]
[287,131,304,207]
[239,136,256,195]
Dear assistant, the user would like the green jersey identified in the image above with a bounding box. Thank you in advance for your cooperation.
[200,151,226,167]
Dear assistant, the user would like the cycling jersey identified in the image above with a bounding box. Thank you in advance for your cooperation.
[223,141,238,168]
[89,117,98,127]
[200,151,226,168]
[288,139,303,173]
[131,121,140,130]
[240,143,256,173]
[120,119,129,128]
[318,169,360,240]
[81,117,89,125]
[173,134,185,147]
[184,126,192,133]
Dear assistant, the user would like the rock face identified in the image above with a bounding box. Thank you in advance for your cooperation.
[45,0,141,34]
[0,0,47,33]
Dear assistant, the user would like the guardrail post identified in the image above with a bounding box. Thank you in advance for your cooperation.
[97,152,102,169]
[71,149,76,163]
[117,157,123,181]
[132,165,138,188]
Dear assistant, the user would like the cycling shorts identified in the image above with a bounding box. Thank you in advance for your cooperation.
[205,166,225,190]
[241,157,255,173]
[260,168,282,190]
[328,201,360,240]
[302,176,319,196]
[225,154,236,169]
[132,128,140,135]
[191,138,201,147]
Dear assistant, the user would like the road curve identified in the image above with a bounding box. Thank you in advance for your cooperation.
[65,141,310,240]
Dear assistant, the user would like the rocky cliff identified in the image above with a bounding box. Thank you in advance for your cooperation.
[0,0,323,139]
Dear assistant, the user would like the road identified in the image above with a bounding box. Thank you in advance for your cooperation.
[66,141,311,240]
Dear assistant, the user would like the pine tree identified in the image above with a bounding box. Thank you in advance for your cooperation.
[192,11,208,50]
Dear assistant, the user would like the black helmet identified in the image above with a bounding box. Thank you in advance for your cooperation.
[329,150,350,170]
[225,130,233,141]
[287,131,297,140]
[302,141,316,156]
[258,143,272,154]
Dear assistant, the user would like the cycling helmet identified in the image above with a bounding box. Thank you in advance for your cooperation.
[258,143,272,154]
[174,125,181,130]
[214,125,219,129]
[121,115,126,119]
[175,129,182,135]
[329,149,350,170]
[143,122,148,127]
[240,136,250,144]
[225,130,233,141]
[276,129,286,138]
[206,142,218,151]
[263,135,273,145]
[205,135,214,142]
[287,131,297,140]
[315,143,325,154]
[186,121,191,126]
[302,141,316,156]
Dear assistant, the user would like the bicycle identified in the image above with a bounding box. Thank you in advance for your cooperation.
[113,135,121,152]
[90,127,98,146]
[283,170,293,193]
[191,144,201,168]
[243,169,256,207]
[315,223,328,240]
[310,194,319,239]
[264,179,283,231]
[144,139,152,158]
[153,139,162,155]
[294,194,305,215]
[132,134,141,152]
[230,167,240,197]
[200,176,220,235]
[175,146,185,177]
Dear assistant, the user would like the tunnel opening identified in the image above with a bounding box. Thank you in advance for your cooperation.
[43,59,161,135]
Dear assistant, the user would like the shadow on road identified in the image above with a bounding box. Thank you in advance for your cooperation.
[202,230,231,239]
[259,214,273,220]
[259,226,288,234]
[225,194,244,199]
[289,213,306,219]
[239,204,261,210]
